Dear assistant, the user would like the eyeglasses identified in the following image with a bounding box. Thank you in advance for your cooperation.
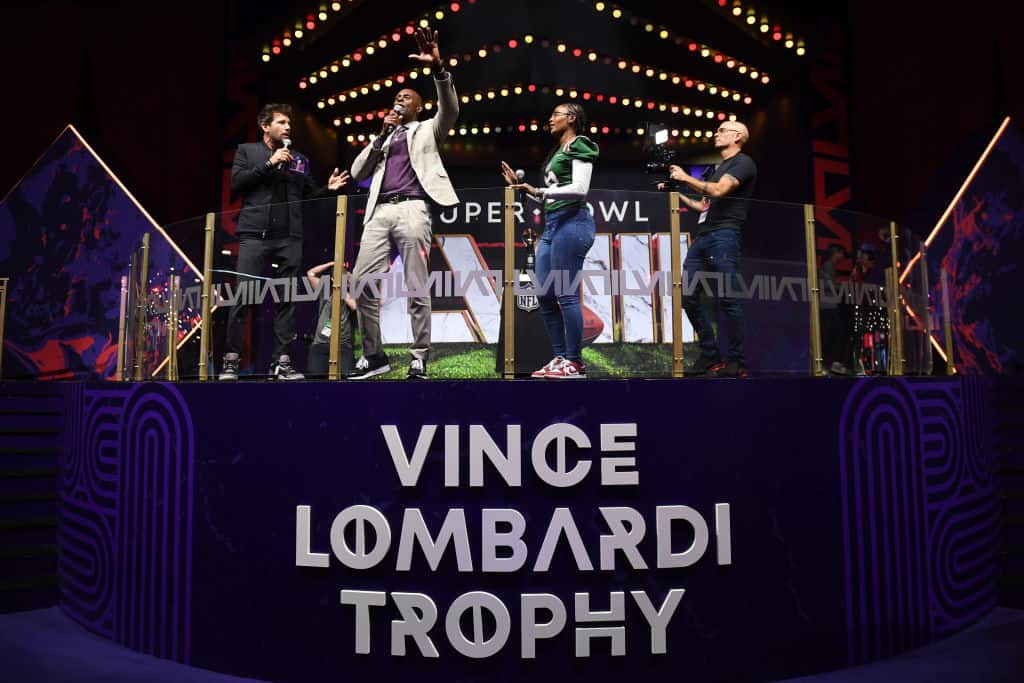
[715,128,740,135]
[551,110,571,117]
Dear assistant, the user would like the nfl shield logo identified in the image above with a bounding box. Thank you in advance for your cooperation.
[516,291,539,312]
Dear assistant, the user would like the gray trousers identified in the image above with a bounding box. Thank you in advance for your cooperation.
[350,199,433,361]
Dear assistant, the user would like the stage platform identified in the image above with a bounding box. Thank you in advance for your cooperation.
[5,375,1002,682]
[3,605,1021,683]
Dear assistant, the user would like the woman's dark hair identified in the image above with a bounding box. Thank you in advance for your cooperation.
[561,102,587,134]
[257,103,293,129]
[541,103,589,175]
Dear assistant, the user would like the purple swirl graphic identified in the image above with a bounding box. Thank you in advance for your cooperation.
[59,385,130,639]
[839,378,996,665]
[58,383,195,664]
[117,383,195,663]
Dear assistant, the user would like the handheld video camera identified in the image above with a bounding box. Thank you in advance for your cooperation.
[644,127,677,175]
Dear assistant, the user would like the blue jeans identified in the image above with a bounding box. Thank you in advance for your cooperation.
[534,206,595,362]
[682,229,745,363]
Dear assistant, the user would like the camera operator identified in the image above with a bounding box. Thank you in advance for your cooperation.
[663,122,757,377]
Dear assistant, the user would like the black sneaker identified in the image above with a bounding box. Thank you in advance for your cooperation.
[407,358,427,379]
[685,357,725,376]
[270,354,305,381]
[347,354,391,380]
[714,360,749,378]
[219,353,240,381]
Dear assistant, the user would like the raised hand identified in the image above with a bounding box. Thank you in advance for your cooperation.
[500,161,519,186]
[409,27,441,65]
[327,168,351,191]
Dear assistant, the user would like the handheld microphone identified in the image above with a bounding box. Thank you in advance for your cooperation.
[514,169,527,203]
[276,138,292,169]
[384,104,405,137]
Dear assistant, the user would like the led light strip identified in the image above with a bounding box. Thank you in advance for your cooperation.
[541,41,756,102]
[321,84,741,125]
[314,66,436,104]
[261,1,364,63]
[315,38,754,106]
[297,1,480,87]
[709,0,806,55]
[339,122,720,144]
[899,116,1011,282]
[591,2,772,83]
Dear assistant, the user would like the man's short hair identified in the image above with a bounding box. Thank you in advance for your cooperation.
[258,103,292,129]
[732,121,750,145]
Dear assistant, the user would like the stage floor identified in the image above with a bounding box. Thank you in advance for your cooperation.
[2,606,1022,683]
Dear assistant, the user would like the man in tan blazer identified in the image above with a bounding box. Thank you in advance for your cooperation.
[348,27,459,380]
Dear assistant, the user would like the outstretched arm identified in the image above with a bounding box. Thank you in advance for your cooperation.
[409,27,459,142]
[668,164,740,199]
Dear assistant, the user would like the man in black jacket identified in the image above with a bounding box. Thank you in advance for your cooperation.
[221,103,349,381]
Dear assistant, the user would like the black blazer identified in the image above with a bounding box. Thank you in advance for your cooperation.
[230,142,336,238]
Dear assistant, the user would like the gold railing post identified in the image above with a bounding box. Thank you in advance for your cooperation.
[502,186,517,379]
[133,233,150,381]
[668,192,684,378]
[888,221,904,376]
[941,267,955,374]
[803,204,824,376]
[885,266,905,376]
[121,252,138,381]
[115,275,128,381]
[167,275,180,381]
[198,213,215,381]
[918,244,932,375]
[329,195,348,381]
[0,277,7,380]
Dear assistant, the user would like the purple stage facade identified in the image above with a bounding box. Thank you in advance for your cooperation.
[46,375,997,683]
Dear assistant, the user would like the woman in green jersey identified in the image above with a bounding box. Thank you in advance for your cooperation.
[500,103,599,379]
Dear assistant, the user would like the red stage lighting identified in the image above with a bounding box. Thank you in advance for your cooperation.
[508,39,518,48]
[572,48,582,57]
[450,2,461,11]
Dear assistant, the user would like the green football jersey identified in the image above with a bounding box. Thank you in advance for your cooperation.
[542,135,599,213]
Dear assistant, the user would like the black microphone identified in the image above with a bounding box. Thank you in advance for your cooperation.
[276,137,292,170]
[384,104,405,137]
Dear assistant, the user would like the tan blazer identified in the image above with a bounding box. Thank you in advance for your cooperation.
[351,72,460,224]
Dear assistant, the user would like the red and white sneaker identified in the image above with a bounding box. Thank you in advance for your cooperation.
[531,356,567,378]
[546,359,587,379]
